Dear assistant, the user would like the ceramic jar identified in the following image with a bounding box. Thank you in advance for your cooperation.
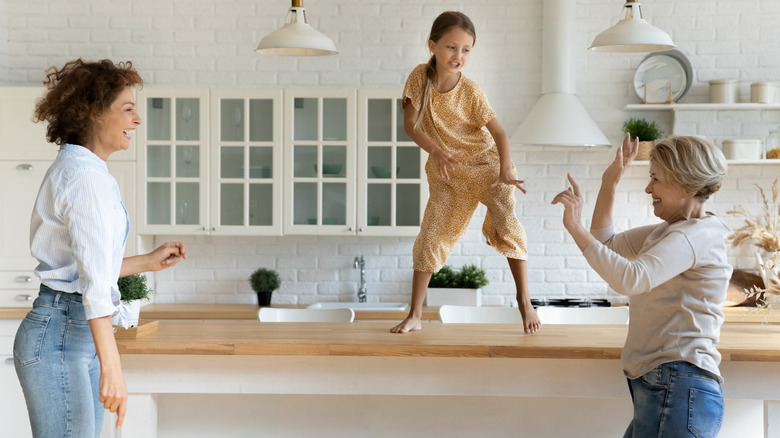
[709,79,740,103]
[721,139,763,160]
[750,82,780,104]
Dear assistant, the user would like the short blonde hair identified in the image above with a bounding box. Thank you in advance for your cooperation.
[649,136,727,201]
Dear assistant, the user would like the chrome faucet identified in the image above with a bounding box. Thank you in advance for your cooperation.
[354,255,367,303]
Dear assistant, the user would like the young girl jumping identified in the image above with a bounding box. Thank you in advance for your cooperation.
[390,11,541,334]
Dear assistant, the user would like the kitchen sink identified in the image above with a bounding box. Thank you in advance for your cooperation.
[307,302,409,311]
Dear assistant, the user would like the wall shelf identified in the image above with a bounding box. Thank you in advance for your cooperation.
[624,103,780,111]
[633,159,780,165]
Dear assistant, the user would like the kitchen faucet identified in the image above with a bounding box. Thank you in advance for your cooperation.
[354,255,366,303]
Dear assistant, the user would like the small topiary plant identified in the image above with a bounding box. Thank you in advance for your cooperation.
[117,274,153,302]
[250,268,281,293]
[622,117,663,142]
[429,264,488,289]
[250,267,281,307]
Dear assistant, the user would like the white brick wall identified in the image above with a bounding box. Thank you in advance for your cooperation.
[0,0,8,77]
[4,0,780,305]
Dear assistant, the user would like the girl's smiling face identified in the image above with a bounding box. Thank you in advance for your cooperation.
[429,27,474,75]
[646,162,699,223]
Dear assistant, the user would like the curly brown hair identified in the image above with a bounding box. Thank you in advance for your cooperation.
[33,59,143,146]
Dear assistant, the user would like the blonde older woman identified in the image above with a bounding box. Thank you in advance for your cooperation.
[552,134,730,438]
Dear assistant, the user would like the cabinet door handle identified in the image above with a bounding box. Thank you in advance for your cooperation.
[16,163,34,171]
[15,294,33,301]
[348,227,353,232]
[358,227,364,232]
[15,276,33,283]
[4,358,14,366]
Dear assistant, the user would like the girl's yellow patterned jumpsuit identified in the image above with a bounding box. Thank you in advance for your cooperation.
[403,64,528,273]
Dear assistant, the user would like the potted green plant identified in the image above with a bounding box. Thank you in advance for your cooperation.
[426,264,489,306]
[115,273,153,328]
[250,267,281,307]
[622,117,663,161]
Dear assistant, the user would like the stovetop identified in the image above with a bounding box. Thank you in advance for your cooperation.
[531,298,611,308]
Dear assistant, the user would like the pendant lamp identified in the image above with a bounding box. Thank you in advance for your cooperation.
[589,0,675,53]
[255,0,339,56]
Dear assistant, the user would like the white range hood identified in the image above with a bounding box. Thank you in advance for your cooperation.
[512,0,610,147]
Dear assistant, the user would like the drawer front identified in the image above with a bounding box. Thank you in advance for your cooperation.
[0,289,36,307]
[0,271,39,290]
[0,319,22,336]
[0,337,13,355]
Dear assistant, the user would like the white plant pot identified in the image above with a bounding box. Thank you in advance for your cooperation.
[112,300,141,328]
[426,288,482,307]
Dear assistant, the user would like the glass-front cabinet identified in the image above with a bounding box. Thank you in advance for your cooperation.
[210,90,283,235]
[284,89,357,235]
[357,89,427,236]
[137,89,210,234]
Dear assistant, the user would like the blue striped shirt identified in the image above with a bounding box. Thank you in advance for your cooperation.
[30,144,129,320]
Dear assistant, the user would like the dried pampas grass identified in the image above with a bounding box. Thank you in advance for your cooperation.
[727,178,780,253]
[727,179,780,307]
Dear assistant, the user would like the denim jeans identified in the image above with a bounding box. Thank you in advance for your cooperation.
[624,361,724,438]
[13,286,103,438]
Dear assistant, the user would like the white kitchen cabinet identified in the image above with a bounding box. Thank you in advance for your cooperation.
[208,89,284,235]
[136,89,210,235]
[283,88,427,236]
[138,88,285,236]
[357,89,427,237]
[0,87,58,161]
[0,319,32,437]
[284,88,357,235]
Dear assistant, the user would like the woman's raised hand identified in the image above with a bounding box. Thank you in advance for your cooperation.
[551,172,585,232]
[431,147,464,180]
[602,133,639,186]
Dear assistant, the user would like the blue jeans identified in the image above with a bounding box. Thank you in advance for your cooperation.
[13,286,104,438]
[624,361,724,438]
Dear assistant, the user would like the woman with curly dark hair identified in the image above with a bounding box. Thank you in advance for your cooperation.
[13,59,187,436]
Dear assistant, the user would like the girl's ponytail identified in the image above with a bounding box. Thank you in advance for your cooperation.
[414,56,436,132]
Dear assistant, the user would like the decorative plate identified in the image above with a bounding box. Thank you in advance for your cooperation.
[633,50,693,103]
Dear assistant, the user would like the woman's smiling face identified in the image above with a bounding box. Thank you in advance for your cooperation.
[645,162,698,223]
[90,86,141,160]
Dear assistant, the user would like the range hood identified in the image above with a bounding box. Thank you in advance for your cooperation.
[512,0,610,147]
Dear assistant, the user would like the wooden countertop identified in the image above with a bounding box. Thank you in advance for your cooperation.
[2,304,777,323]
[115,320,780,362]
[0,308,29,319]
[138,303,440,321]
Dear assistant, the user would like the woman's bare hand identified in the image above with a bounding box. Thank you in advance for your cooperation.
[603,133,639,187]
[551,172,585,232]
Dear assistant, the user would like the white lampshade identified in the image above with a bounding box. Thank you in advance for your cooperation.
[589,0,675,53]
[255,1,339,56]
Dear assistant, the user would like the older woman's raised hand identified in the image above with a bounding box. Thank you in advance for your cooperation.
[551,172,585,232]
[602,133,639,186]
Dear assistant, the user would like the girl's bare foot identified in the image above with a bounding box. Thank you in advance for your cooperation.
[390,316,422,333]
[519,303,541,334]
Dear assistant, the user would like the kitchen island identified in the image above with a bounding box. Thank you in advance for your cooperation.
[112,320,780,438]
